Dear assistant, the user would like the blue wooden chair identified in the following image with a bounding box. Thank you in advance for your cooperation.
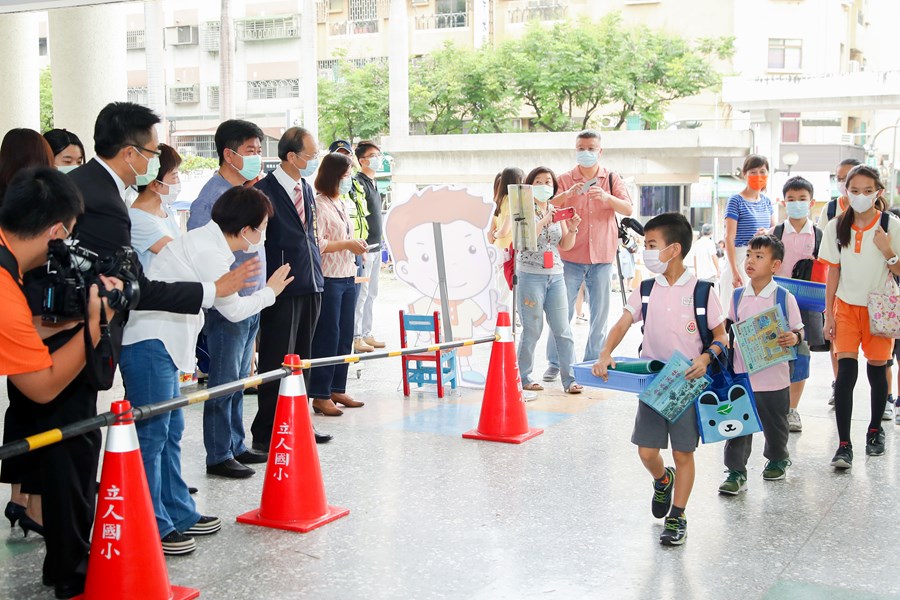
[399,310,458,398]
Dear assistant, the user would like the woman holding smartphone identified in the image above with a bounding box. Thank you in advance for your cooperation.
[516,166,583,395]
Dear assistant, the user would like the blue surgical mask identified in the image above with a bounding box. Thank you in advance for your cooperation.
[365,156,381,171]
[57,165,79,174]
[130,149,160,186]
[533,185,553,202]
[231,152,261,181]
[300,158,319,178]
[576,150,598,168]
[339,177,353,195]
[785,202,810,219]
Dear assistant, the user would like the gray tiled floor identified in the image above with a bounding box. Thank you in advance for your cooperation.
[2,275,899,599]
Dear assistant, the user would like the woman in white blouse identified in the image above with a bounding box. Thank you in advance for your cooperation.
[309,153,368,416]
[120,186,292,555]
[129,144,183,271]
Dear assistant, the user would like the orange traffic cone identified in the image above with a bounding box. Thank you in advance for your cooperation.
[76,400,198,600]
[237,354,349,532]
[463,311,544,444]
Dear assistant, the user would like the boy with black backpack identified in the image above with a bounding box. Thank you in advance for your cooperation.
[593,213,728,546]
[769,176,825,433]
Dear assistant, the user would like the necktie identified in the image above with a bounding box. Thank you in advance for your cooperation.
[293,183,306,227]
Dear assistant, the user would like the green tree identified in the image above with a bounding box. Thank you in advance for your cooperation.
[409,43,518,134]
[318,52,390,142]
[497,17,624,132]
[40,67,53,132]
[607,30,734,129]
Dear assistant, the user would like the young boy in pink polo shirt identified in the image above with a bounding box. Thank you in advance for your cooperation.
[768,176,825,433]
[593,213,728,546]
[719,235,804,495]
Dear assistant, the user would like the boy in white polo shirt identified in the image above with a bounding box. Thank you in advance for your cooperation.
[768,176,824,432]
[719,235,804,495]
[594,213,728,546]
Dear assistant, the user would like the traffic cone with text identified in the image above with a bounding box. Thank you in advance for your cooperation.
[77,400,199,600]
[463,311,544,444]
[237,354,349,532]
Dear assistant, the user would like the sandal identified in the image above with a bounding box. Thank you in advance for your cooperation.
[565,383,583,394]
[523,383,544,391]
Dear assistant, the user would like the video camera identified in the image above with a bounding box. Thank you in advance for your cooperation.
[617,217,644,254]
[43,239,141,323]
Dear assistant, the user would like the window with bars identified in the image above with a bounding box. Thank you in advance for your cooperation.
[237,15,300,41]
[173,134,217,159]
[207,85,220,109]
[317,56,388,80]
[202,21,220,52]
[247,79,300,100]
[127,87,148,105]
[169,85,200,104]
[768,38,802,70]
[508,1,566,24]
[126,30,145,50]
[435,0,467,28]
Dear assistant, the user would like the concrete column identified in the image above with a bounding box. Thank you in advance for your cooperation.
[750,109,781,168]
[0,12,40,133]
[301,0,318,140]
[49,4,128,159]
[144,0,167,139]
[388,0,409,139]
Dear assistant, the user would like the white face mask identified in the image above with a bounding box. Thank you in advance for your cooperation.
[643,244,674,274]
[838,182,848,198]
[532,185,553,202]
[848,192,877,213]
[158,181,182,205]
[242,228,265,254]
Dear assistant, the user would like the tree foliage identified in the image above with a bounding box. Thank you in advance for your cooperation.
[316,13,733,137]
[318,51,390,143]
[40,67,53,132]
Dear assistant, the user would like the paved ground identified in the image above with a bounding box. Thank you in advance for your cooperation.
[1,272,899,599]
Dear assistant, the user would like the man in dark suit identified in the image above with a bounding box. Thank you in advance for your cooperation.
[40,102,256,599]
[252,126,332,448]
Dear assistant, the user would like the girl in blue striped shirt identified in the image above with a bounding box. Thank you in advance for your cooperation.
[721,154,776,308]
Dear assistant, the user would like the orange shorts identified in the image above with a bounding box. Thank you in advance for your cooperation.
[833,297,894,361]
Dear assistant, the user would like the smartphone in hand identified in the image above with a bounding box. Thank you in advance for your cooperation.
[581,177,598,195]
[552,207,575,222]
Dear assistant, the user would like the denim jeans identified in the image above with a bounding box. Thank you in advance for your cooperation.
[517,271,576,389]
[547,261,612,368]
[310,277,358,399]
[354,250,381,339]
[120,339,200,537]
[203,309,259,466]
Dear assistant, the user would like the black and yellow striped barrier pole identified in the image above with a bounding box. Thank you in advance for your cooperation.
[0,333,498,461]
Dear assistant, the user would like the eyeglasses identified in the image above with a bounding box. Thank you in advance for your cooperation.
[131,144,161,158]
[296,150,320,161]
[60,223,73,240]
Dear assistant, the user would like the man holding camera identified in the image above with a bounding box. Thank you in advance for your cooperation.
[545,129,633,381]
[18,102,256,598]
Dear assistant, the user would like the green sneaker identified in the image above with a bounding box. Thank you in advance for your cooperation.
[762,458,792,481]
[659,514,687,546]
[718,470,747,495]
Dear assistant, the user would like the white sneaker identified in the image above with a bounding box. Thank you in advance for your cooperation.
[787,409,802,432]
[883,402,894,421]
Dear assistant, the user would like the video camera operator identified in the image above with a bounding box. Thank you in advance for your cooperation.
[18,102,259,599]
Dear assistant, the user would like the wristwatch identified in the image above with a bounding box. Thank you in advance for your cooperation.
[791,329,803,347]
[887,255,899,266]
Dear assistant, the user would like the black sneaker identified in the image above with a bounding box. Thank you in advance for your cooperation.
[659,515,687,546]
[161,531,196,555]
[866,427,886,456]
[651,467,675,519]
[184,515,221,536]
[831,442,853,469]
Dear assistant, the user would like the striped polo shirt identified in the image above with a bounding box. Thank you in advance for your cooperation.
[725,193,774,247]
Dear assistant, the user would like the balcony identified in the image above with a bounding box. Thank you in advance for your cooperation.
[236,15,300,41]
[127,87,148,105]
[247,79,299,100]
[329,18,378,35]
[126,30,145,50]
[507,1,566,24]
[415,11,468,30]
[169,85,200,104]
